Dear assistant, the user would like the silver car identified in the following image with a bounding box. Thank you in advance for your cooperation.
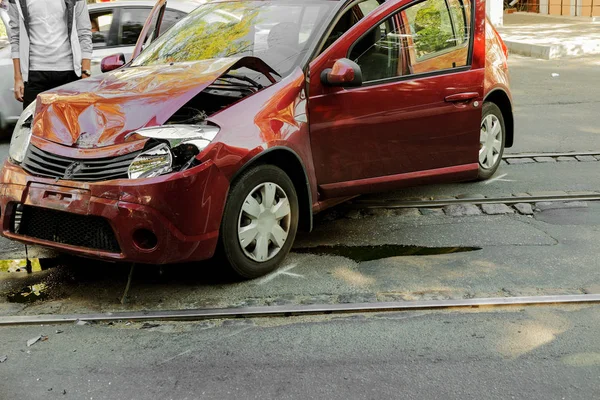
[0,0,200,134]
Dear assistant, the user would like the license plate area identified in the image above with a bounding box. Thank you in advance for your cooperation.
[23,183,91,213]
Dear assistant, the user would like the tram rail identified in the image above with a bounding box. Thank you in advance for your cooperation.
[352,193,600,209]
[503,151,600,159]
[2,294,599,326]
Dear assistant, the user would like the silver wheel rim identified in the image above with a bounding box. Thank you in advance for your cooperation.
[479,114,502,170]
[237,182,291,262]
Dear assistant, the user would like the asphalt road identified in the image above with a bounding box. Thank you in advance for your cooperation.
[507,55,600,154]
[0,54,599,399]
[2,304,600,399]
[3,199,599,317]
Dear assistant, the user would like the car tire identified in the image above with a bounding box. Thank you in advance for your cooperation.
[477,102,506,180]
[219,164,299,279]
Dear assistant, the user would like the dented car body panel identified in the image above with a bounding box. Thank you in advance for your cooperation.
[32,56,276,150]
[0,0,512,265]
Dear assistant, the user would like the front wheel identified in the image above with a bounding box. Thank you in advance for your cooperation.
[477,102,506,180]
[219,164,299,279]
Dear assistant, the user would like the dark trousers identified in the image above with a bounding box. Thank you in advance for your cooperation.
[23,71,79,109]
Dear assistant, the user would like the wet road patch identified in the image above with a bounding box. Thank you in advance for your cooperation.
[7,283,48,303]
[293,245,480,262]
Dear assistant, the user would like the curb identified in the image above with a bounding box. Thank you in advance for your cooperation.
[504,40,600,59]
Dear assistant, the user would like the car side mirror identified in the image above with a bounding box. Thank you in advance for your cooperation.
[320,58,363,88]
[100,53,126,73]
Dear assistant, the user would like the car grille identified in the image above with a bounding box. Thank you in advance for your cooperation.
[12,204,121,253]
[21,145,140,182]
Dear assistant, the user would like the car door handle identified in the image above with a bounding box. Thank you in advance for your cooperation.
[444,92,479,102]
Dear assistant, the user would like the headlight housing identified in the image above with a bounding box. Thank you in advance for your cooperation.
[9,101,36,164]
[127,124,219,179]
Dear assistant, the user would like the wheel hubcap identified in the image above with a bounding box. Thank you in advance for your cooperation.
[237,182,291,262]
[479,114,502,170]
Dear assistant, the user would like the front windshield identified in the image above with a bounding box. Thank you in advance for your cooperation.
[132,1,336,76]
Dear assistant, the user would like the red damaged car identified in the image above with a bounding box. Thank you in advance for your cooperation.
[1,0,512,278]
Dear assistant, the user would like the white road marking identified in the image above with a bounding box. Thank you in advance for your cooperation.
[484,173,515,185]
[257,263,303,285]
[158,349,191,365]
[280,272,303,278]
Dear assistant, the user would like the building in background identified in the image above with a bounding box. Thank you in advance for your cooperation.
[509,0,599,17]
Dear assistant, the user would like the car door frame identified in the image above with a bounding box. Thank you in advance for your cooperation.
[306,0,486,198]
[131,0,167,61]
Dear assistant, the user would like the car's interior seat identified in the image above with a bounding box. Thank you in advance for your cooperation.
[349,27,392,81]
[322,11,355,51]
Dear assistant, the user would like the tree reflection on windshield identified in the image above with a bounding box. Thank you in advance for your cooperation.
[132,1,335,76]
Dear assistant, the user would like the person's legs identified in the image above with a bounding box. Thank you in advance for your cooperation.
[23,71,80,109]
[50,71,80,87]
[23,71,51,109]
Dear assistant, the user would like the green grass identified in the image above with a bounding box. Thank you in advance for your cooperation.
[0,21,6,38]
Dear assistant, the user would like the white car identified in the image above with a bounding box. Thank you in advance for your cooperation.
[0,0,200,134]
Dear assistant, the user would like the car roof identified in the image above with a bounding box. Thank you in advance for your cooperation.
[89,1,204,13]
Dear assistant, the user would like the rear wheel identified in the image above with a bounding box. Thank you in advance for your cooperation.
[219,164,299,279]
[477,102,506,180]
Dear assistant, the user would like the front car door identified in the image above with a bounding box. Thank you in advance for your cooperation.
[308,0,486,198]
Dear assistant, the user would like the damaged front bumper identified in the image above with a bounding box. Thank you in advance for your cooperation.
[0,160,230,264]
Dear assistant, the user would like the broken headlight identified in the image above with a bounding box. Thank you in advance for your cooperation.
[127,124,219,179]
[9,101,36,164]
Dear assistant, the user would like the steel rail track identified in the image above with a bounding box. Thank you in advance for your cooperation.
[351,193,600,209]
[1,294,599,326]
[503,151,600,159]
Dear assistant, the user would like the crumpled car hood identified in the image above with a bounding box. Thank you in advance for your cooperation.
[32,57,273,148]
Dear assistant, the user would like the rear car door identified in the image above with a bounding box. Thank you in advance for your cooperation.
[308,0,485,198]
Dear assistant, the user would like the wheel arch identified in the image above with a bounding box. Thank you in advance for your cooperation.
[484,89,514,148]
[230,147,313,232]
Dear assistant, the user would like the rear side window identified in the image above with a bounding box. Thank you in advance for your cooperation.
[349,0,472,83]
[119,7,151,45]
[90,10,115,48]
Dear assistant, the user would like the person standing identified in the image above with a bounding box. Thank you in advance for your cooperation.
[8,0,92,109]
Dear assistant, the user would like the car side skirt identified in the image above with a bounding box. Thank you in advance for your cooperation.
[317,164,479,199]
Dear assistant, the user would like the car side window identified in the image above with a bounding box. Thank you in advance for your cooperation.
[403,0,471,72]
[119,7,151,46]
[320,0,381,54]
[357,0,381,17]
[349,17,403,82]
[90,10,115,48]
[349,0,472,83]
